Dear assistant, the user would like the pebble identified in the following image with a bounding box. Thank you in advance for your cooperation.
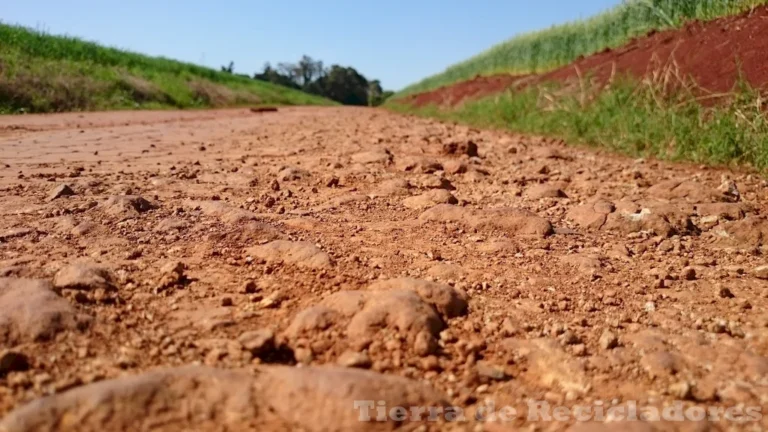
[0,351,30,376]
[49,184,76,201]
[681,267,696,281]
[238,329,275,356]
[337,351,372,369]
[668,381,693,400]
[716,285,734,299]
[599,330,619,350]
[476,362,508,381]
[414,331,438,357]
[753,265,768,280]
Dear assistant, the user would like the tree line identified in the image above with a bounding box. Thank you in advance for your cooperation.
[222,55,393,106]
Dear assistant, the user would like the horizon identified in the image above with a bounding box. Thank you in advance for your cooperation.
[2,0,620,91]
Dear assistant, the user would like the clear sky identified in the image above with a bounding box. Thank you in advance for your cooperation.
[2,0,621,90]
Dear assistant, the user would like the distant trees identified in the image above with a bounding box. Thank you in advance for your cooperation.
[254,63,300,89]
[254,55,392,106]
[220,55,391,106]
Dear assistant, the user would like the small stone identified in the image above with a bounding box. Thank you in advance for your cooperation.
[439,329,457,343]
[572,344,587,357]
[49,184,76,201]
[155,261,186,292]
[681,267,696,281]
[270,179,280,191]
[337,351,372,369]
[420,356,440,371]
[53,263,117,292]
[161,261,186,276]
[221,297,233,307]
[241,280,258,294]
[669,381,693,400]
[443,160,467,175]
[476,362,507,381]
[414,331,438,357]
[260,291,284,309]
[559,331,581,345]
[238,329,275,356]
[708,320,727,334]
[599,330,618,350]
[325,176,340,188]
[0,351,30,376]
[293,347,313,364]
[753,266,768,280]
[716,285,734,299]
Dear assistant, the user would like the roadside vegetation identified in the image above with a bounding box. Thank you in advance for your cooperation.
[395,0,768,98]
[0,23,334,113]
[390,69,768,170]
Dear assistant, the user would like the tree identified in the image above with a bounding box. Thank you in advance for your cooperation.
[221,61,235,74]
[252,55,392,106]
[313,65,369,106]
[254,63,299,89]
[296,55,324,87]
[367,80,384,106]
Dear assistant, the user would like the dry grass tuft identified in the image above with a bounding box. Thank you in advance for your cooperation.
[117,74,173,105]
[0,64,108,113]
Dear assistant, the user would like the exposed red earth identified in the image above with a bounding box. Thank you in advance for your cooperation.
[406,5,768,108]
[0,106,767,430]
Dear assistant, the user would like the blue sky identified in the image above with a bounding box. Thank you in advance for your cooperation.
[2,0,620,90]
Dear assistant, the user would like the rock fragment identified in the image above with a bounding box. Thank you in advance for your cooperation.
[100,195,156,218]
[0,351,30,376]
[53,263,117,292]
[442,140,478,157]
[402,189,458,210]
[337,351,372,369]
[247,240,333,269]
[48,184,76,201]
[238,329,275,356]
[599,330,619,350]
[0,278,91,344]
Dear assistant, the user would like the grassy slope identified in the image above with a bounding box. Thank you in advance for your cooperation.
[0,23,333,113]
[390,76,768,170]
[395,0,767,98]
[389,0,768,171]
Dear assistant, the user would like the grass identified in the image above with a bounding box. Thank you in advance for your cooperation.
[395,0,768,98]
[0,23,334,113]
[390,70,768,170]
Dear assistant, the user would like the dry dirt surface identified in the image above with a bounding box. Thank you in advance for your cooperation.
[1,107,768,431]
[405,5,768,108]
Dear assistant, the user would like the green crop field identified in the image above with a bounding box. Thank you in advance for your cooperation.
[0,23,333,113]
[395,0,767,98]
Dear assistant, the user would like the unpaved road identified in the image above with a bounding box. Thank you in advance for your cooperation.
[0,107,767,431]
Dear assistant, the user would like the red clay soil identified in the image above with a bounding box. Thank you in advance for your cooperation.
[406,5,768,108]
[406,74,534,107]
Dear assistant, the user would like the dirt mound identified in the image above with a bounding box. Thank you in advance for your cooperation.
[406,6,768,107]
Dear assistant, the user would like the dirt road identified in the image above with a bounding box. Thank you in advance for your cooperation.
[1,107,767,431]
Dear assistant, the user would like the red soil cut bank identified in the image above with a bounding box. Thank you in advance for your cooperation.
[405,74,533,108]
[406,5,768,108]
